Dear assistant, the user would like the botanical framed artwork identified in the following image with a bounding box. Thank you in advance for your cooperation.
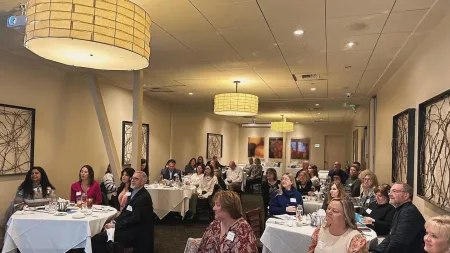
[392,108,415,185]
[291,138,310,159]
[0,103,35,175]
[206,133,223,159]
[417,89,450,212]
[269,137,283,159]
[352,130,358,162]
[121,121,149,166]
[248,137,264,158]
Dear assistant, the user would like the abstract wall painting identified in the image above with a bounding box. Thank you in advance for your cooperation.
[417,89,450,212]
[122,121,149,166]
[291,138,310,160]
[206,133,223,159]
[248,137,264,158]
[392,109,415,185]
[269,137,283,159]
[0,104,35,175]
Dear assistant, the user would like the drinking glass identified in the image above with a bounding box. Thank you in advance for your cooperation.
[296,205,303,223]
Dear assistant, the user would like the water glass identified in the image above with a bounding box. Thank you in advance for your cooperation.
[296,205,303,223]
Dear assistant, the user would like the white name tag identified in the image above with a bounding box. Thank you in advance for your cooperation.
[366,199,370,204]
[76,192,81,196]
[126,205,133,212]
[126,192,131,196]
[348,183,352,187]
[290,198,296,203]
[366,208,372,214]
[226,231,235,241]
[318,240,325,249]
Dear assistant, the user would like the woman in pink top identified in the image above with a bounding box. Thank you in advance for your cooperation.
[70,165,102,205]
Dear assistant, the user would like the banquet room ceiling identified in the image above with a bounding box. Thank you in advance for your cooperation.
[1,0,449,124]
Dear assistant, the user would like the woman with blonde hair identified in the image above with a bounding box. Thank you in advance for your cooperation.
[424,215,450,253]
[308,198,368,253]
[322,181,346,210]
[360,171,379,213]
[296,170,313,195]
[269,173,303,216]
[197,191,257,253]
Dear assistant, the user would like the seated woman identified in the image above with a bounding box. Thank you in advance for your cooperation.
[322,181,346,210]
[261,168,280,219]
[102,164,117,205]
[116,168,135,211]
[361,184,395,236]
[360,171,379,214]
[269,173,303,216]
[308,198,368,253]
[70,165,102,205]
[424,215,450,253]
[296,171,313,195]
[308,164,321,189]
[188,165,203,187]
[214,168,227,190]
[187,165,218,219]
[184,158,197,175]
[15,166,55,207]
[245,158,263,192]
[197,191,258,253]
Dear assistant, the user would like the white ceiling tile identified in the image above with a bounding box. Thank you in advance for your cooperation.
[327,50,372,72]
[327,71,364,90]
[326,0,394,18]
[258,0,325,25]
[327,34,379,52]
[376,32,411,50]
[393,0,435,11]
[190,0,252,7]
[383,9,428,33]
[298,80,328,98]
[366,47,400,70]
[287,51,327,74]
[326,13,389,36]
[272,88,302,99]
[270,22,326,53]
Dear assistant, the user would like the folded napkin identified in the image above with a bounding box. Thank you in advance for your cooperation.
[106,228,115,242]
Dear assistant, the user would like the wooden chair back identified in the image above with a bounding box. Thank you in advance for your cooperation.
[245,208,262,238]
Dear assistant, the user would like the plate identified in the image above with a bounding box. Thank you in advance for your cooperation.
[54,212,67,216]
[72,214,85,219]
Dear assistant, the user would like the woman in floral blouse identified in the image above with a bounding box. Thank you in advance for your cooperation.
[197,191,257,253]
[308,198,368,253]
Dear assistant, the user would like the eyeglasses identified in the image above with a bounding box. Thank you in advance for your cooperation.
[388,189,405,194]
[131,177,140,181]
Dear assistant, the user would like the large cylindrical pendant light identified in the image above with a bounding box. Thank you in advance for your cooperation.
[24,0,151,70]
[271,115,294,132]
[214,81,259,116]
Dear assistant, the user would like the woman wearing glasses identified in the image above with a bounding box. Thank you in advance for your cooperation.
[361,184,396,235]
[360,171,378,213]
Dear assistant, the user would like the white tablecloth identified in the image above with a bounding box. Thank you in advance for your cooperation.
[145,185,195,219]
[303,200,323,214]
[2,207,117,253]
[261,221,378,253]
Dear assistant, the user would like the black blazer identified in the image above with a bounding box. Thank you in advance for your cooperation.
[372,202,426,253]
[114,188,154,253]
[160,168,182,180]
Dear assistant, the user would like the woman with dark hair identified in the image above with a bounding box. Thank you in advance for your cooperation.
[308,164,320,188]
[116,168,135,211]
[14,166,55,206]
[197,156,205,167]
[141,159,149,183]
[70,165,102,205]
[102,164,117,202]
[296,171,313,195]
[185,158,197,175]
[361,184,396,235]
[261,168,280,219]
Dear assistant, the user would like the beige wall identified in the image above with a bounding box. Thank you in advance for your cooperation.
[238,123,352,170]
[375,13,450,217]
[350,106,370,169]
[0,55,171,215]
[171,106,240,170]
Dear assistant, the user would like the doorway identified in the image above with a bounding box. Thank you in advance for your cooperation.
[324,134,347,170]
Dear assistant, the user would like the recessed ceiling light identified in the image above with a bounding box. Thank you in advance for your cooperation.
[311,87,316,91]
[320,118,323,121]
[315,104,320,106]
[346,42,357,48]
[294,30,304,35]
[318,113,321,115]
[188,92,193,95]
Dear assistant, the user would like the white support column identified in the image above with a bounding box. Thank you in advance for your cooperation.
[282,117,287,175]
[131,70,144,171]
[88,73,121,180]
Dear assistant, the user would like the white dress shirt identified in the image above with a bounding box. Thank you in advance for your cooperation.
[197,175,218,198]
[226,167,243,184]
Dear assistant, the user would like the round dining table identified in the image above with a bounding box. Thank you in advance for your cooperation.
[145,184,196,219]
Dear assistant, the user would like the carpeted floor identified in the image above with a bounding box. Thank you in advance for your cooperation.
[154,193,264,253]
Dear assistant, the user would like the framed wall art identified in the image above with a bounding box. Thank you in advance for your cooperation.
[206,133,223,159]
[122,121,149,166]
[248,137,264,158]
[269,137,283,159]
[392,108,415,185]
[291,138,310,160]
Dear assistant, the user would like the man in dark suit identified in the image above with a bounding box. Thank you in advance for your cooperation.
[160,159,182,180]
[92,171,154,253]
[370,183,426,253]
[327,161,348,184]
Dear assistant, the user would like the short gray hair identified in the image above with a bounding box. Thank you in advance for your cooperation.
[134,171,148,182]
[399,183,413,201]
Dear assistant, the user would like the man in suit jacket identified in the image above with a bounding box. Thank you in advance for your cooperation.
[370,183,426,253]
[160,159,182,180]
[92,171,154,253]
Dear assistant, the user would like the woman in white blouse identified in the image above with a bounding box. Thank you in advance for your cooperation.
[189,165,204,187]
[186,165,218,220]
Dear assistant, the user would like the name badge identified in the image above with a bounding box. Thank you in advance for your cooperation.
[126,192,131,196]
[348,183,352,187]
[366,199,370,204]
[318,240,325,249]
[226,231,235,241]
[290,198,296,203]
[76,192,81,196]
[366,208,372,214]
[126,205,133,212]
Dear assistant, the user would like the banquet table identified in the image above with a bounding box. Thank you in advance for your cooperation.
[2,206,117,253]
[260,219,378,253]
[145,185,196,219]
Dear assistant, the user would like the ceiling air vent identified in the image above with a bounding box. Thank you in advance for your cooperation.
[301,74,320,80]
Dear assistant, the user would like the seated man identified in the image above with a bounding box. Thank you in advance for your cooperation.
[160,159,182,180]
[345,166,362,197]
[327,161,348,184]
[92,171,154,253]
[370,183,425,253]
[225,161,243,192]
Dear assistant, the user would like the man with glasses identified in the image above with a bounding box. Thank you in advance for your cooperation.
[92,171,154,253]
[370,183,426,253]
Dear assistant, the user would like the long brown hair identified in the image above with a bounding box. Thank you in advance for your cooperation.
[326,181,346,205]
[325,198,359,231]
